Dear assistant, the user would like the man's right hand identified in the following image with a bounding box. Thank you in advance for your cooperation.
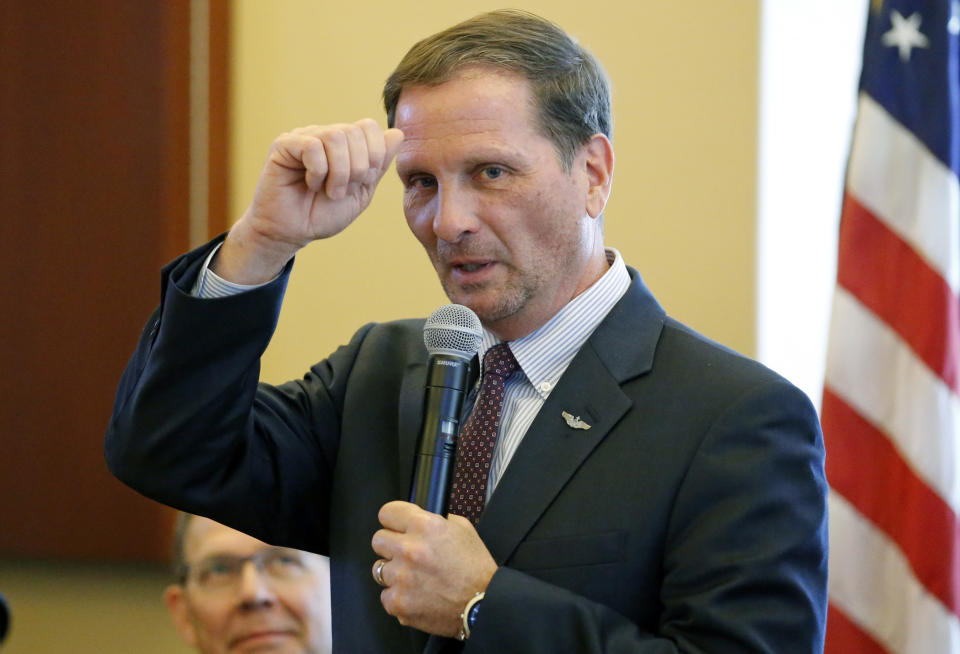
[214,120,405,284]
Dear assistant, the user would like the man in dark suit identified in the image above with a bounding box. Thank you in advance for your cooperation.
[106,9,828,653]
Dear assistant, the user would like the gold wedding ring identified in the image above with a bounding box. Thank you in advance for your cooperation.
[374,559,387,587]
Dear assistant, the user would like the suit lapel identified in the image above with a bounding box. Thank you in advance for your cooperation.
[398,362,427,500]
[476,268,665,564]
[476,342,631,563]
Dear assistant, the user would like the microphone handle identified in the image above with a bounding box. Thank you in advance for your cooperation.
[410,355,470,514]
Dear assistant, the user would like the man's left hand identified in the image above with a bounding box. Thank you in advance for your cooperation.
[371,501,498,637]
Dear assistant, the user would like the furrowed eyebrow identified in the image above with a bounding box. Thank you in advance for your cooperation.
[394,158,426,179]
[462,149,525,167]
[397,150,525,177]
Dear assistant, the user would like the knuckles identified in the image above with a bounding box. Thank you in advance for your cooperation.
[381,586,413,618]
[401,539,429,567]
[370,528,391,554]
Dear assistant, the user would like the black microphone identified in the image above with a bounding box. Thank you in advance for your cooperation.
[410,304,482,514]
[0,591,10,645]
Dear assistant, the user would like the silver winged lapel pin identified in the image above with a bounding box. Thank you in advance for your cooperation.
[561,411,591,430]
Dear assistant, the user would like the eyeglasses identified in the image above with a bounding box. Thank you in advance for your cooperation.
[184,548,310,591]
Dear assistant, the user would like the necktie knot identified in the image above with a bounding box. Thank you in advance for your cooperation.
[483,343,519,381]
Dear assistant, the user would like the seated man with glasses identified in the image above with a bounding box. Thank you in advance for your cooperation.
[164,513,332,654]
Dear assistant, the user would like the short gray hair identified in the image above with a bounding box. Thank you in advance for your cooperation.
[382,9,611,171]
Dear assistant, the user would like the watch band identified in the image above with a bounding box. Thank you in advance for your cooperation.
[457,591,485,641]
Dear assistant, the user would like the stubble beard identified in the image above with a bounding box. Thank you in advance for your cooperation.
[437,265,537,328]
[430,219,587,332]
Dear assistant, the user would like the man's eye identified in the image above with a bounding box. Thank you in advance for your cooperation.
[265,551,306,575]
[482,167,504,180]
[212,562,235,574]
[275,553,303,566]
[408,176,436,189]
[197,559,236,581]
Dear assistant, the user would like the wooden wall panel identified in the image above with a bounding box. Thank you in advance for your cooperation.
[209,0,232,237]
[0,0,228,562]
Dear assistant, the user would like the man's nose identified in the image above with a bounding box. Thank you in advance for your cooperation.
[237,560,277,606]
[432,184,479,243]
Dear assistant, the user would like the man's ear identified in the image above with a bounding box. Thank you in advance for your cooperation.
[582,133,614,219]
[164,584,199,648]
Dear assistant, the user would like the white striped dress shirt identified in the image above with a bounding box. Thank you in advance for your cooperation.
[192,243,268,297]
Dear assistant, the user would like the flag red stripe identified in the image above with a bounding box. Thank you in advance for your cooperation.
[823,388,960,618]
[825,603,889,654]
[837,192,960,394]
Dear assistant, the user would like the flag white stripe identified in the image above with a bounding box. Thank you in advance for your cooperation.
[829,491,960,653]
[846,92,960,292]
[825,288,960,514]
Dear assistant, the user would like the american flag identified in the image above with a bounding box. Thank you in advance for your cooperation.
[823,1,960,651]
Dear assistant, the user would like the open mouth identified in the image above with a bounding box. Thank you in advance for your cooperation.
[458,262,491,273]
[449,261,496,279]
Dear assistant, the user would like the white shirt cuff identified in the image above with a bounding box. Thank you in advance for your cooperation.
[191,243,275,298]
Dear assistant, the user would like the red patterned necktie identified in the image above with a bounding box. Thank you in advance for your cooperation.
[448,343,519,525]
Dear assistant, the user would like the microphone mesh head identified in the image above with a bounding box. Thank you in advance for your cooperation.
[423,304,482,358]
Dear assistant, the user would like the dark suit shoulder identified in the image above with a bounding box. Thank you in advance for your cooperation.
[295,318,430,418]
[658,315,806,398]
[356,318,427,356]
[303,318,425,373]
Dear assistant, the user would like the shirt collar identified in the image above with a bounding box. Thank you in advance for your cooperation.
[479,248,630,399]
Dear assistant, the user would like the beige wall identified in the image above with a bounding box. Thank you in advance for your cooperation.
[0,2,759,652]
[0,560,190,653]
[230,1,761,384]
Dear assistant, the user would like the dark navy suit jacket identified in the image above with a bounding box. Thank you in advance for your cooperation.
[106,237,828,653]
